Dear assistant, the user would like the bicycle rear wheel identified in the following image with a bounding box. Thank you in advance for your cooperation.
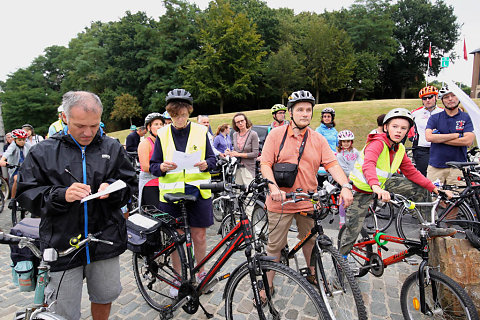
[1,177,10,200]
[313,245,368,320]
[338,225,373,277]
[132,226,187,312]
[401,269,479,320]
[363,201,394,234]
[224,260,329,320]
[15,311,67,320]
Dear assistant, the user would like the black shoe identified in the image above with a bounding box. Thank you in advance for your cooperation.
[8,199,16,209]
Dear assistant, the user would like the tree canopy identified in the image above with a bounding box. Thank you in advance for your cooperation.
[0,0,462,134]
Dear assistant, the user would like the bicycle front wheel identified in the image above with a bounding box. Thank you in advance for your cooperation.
[363,201,394,234]
[132,226,187,312]
[1,177,10,200]
[224,260,329,320]
[251,204,268,243]
[314,245,368,320]
[401,269,479,320]
[338,225,373,277]
[15,311,67,320]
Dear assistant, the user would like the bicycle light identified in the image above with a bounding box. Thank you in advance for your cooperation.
[43,248,58,262]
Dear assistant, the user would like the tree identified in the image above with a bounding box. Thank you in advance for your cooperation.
[181,0,267,113]
[297,16,356,102]
[110,93,143,126]
[264,44,306,104]
[325,0,397,99]
[385,0,460,98]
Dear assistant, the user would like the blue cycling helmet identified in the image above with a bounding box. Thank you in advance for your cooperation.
[162,111,171,119]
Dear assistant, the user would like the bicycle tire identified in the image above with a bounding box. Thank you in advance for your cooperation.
[212,196,225,222]
[401,269,479,320]
[224,260,330,320]
[337,225,372,277]
[132,226,187,312]
[0,191,4,213]
[15,311,67,320]
[363,201,394,234]
[220,212,240,239]
[251,204,268,243]
[1,176,10,200]
[313,245,368,320]
[396,202,476,240]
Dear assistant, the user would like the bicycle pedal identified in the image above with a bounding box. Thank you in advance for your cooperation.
[404,257,420,265]
[299,267,309,277]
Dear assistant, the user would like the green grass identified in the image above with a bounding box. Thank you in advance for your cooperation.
[108,98,480,148]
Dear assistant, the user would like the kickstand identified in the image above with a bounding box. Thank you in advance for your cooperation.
[199,301,214,319]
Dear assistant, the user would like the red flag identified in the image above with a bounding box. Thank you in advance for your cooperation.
[428,43,432,66]
[464,38,468,61]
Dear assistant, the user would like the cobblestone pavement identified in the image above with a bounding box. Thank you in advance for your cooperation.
[0,209,417,320]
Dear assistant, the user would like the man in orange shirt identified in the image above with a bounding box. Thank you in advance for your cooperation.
[260,90,353,298]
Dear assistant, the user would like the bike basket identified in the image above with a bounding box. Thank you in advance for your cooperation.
[126,213,165,254]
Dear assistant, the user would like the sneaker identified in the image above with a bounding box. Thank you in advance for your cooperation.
[197,271,213,294]
[169,279,181,298]
[428,226,457,238]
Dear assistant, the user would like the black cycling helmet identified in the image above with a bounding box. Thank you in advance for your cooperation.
[287,90,315,110]
[144,112,164,127]
[165,88,193,105]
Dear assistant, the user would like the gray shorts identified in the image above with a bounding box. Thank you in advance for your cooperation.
[45,256,122,320]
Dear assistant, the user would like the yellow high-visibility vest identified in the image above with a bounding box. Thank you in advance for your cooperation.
[157,123,211,202]
[349,142,405,192]
[46,119,65,138]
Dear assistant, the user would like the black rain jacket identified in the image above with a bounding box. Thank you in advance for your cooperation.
[16,130,136,271]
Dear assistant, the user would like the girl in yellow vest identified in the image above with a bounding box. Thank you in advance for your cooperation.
[339,108,451,257]
[149,89,216,297]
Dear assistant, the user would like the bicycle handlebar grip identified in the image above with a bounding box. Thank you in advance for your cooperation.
[199,182,225,193]
[285,192,294,199]
[0,233,21,245]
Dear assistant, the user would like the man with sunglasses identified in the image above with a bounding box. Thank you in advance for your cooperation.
[410,86,443,175]
[425,85,474,186]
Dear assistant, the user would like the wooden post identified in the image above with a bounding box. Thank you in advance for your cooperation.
[429,237,480,314]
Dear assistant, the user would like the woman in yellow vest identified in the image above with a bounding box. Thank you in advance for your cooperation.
[339,108,449,257]
[149,89,216,297]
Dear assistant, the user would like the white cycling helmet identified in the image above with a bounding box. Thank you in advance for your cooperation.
[338,130,355,141]
[438,85,454,99]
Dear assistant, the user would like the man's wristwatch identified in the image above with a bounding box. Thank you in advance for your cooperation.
[341,183,353,191]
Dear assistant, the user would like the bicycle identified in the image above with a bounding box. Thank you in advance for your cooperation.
[338,192,479,319]
[0,231,113,320]
[0,175,7,213]
[130,180,329,320]
[278,188,367,320]
[211,155,238,222]
[395,161,479,240]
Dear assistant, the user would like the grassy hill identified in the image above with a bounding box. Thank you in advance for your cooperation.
[108,98,480,148]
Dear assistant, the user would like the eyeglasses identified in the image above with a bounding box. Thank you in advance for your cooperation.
[276,111,286,115]
[235,119,246,124]
[422,95,435,100]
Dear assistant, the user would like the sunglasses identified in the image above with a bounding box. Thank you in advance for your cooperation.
[422,95,435,101]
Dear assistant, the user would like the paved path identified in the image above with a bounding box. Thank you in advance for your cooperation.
[0,209,417,320]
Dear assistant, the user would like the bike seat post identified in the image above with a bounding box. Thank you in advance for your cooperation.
[179,199,195,275]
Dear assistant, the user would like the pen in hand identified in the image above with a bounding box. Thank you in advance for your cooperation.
[65,168,92,195]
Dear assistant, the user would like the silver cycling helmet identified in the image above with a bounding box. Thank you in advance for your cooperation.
[165,88,193,105]
[286,90,315,109]
[144,112,163,127]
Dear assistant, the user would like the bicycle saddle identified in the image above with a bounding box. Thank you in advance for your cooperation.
[164,193,197,203]
[446,161,478,169]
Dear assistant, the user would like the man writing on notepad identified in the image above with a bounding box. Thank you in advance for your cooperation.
[16,91,136,320]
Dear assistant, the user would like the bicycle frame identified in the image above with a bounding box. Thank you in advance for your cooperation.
[146,183,273,316]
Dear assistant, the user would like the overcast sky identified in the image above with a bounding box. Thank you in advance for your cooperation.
[1,0,478,86]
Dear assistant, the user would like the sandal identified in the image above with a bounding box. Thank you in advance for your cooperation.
[253,286,275,308]
[305,271,318,286]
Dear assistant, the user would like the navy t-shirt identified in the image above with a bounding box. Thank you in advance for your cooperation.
[426,110,474,168]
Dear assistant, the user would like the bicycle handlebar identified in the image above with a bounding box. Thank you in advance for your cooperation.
[0,231,112,259]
